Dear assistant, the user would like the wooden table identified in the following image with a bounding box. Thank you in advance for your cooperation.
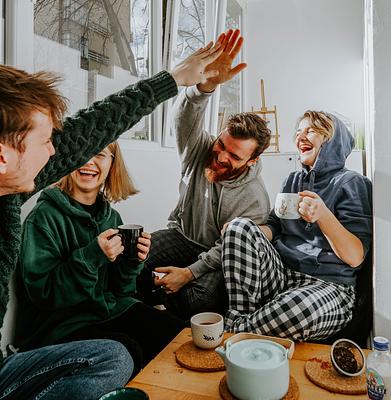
[127,328,367,399]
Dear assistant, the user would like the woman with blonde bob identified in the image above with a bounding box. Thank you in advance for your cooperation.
[222,111,372,341]
[15,141,184,375]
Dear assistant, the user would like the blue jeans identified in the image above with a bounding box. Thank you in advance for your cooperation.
[0,339,133,400]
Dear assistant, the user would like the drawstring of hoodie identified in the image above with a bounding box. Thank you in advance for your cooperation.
[301,169,316,231]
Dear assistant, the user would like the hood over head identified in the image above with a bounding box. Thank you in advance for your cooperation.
[310,113,354,175]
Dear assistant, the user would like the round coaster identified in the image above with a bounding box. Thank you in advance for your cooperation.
[305,355,366,394]
[219,375,299,400]
[175,340,225,372]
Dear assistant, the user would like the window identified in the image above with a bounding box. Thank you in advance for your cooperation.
[219,0,242,124]
[163,0,244,145]
[33,0,151,140]
[8,0,244,146]
[162,0,209,146]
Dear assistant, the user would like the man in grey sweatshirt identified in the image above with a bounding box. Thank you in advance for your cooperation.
[137,30,271,319]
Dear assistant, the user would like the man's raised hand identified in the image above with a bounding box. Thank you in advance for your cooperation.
[197,29,247,93]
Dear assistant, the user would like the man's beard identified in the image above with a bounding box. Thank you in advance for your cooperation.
[204,148,248,183]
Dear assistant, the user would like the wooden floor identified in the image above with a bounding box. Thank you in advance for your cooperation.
[127,328,368,399]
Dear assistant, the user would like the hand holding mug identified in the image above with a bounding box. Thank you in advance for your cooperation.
[298,191,329,223]
[117,224,145,261]
[98,228,124,262]
[136,231,151,261]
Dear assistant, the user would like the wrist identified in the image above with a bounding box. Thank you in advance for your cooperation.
[170,70,181,87]
[317,208,333,226]
[197,82,217,93]
[185,267,195,282]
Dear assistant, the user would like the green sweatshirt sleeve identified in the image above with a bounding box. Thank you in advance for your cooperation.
[28,71,177,197]
[20,220,109,310]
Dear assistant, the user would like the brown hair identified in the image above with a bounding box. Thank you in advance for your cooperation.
[224,112,271,158]
[57,142,138,203]
[298,111,334,140]
[0,65,68,151]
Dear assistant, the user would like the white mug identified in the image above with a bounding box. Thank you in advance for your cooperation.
[275,193,301,219]
[190,312,224,349]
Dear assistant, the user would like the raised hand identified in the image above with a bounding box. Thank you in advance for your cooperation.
[197,29,247,93]
[170,35,226,87]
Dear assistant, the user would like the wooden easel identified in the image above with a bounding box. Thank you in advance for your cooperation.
[251,79,280,152]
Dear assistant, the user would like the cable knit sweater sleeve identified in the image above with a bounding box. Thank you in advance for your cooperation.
[31,71,177,194]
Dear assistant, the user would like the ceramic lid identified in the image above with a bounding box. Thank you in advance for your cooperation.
[228,339,286,369]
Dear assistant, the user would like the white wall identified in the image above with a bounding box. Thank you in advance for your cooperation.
[244,0,364,152]
[112,143,180,232]
[371,0,391,336]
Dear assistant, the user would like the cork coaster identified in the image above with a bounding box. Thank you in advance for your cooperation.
[175,340,225,372]
[305,354,366,394]
[219,375,299,400]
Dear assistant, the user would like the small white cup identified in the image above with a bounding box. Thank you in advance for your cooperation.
[275,193,301,219]
[190,312,224,349]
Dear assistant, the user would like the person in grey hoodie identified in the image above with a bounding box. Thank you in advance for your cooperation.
[222,110,372,341]
[136,29,271,319]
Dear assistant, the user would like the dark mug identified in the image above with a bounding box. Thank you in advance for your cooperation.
[117,224,143,260]
[99,387,149,400]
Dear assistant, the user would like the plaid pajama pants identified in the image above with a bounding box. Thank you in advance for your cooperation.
[222,218,356,341]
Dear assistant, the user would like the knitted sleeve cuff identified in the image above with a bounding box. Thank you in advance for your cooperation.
[140,71,178,105]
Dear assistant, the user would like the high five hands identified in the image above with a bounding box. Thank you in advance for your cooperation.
[170,29,246,89]
[197,29,247,93]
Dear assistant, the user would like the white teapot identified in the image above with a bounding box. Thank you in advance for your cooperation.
[216,335,290,400]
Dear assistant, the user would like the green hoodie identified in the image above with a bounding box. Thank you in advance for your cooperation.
[14,187,143,351]
[0,70,177,368]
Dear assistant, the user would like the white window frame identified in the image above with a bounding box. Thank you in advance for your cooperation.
[5,0,34,71]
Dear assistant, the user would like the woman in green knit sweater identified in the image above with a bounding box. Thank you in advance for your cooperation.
[15,141,184,374]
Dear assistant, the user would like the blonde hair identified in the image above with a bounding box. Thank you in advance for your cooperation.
[57,141,138,202]
[298,110,334,140]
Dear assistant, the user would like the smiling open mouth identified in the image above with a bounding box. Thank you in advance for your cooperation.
[299,144,313,153]
[78,169,98,177]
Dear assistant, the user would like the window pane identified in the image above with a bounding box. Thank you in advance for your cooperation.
[174,0,205,65]
[33,0,152,141]
[162,0,206,146]
[219,0,242,126]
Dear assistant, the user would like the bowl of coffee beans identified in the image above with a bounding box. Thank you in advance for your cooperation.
[330,338,365,377]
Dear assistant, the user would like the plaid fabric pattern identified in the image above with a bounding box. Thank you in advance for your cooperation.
[222,218,356,341]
